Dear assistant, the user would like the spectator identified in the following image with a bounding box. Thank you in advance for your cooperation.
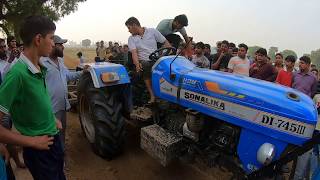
[292,56,317,97]
[275,55,296,87]
[204,44,211,59]
[6,36,19,63]
[191,42,210,68]
[95,41,100,56]
[122,44,130,64]
[232,47,238,57]
[0,15,65,179]
[292,56,318,180]
[0,39,7,75]
[108,41,113,49]
[311,68,319,79]
[97,40,107,61]
[274,53,284,72]
[311,64,317,70]
[156,14,189,49]
[126,17,171,103]
[249,48,277,82]
[227,43,250,76]
[216,41,222,54]
[228,42,236,54]
[211,40,233,71]
[40,35,89,151]
[77,51,85,64]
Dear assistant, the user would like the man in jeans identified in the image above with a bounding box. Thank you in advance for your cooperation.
[0,16,65,179]
[126,17,170,103]
[292,56,318,180]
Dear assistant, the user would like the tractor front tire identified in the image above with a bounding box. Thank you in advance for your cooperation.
[78,73,125,159]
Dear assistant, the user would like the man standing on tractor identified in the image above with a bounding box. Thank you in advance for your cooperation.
[40,35,89,150]
[156,14,189,49]
[125,17,171,103]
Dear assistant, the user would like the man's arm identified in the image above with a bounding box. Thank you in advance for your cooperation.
[266,65,278,82]
[131,49,142,72]
[0,112,53,150]
[311,78,318,98]
[212,53,224,70]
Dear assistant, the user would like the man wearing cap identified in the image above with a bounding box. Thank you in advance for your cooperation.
[156,14,190,49]
[40,35,89,150]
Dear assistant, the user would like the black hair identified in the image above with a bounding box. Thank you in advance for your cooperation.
[123,44,128,48]
[300,55,311,64]
[77,51,82,57]
[256,48,267,56]
[195,42,205,49]
[276,53,283,58]
[229,42,236,48]
[174,14,188,27]
[238,43,248,51]
[7,36,15,45]
[232,47,239,53]
[19,16,56,47]
[285,55,296,63]
[204,44,211,49]
[311,68,318,73]
[221,40,229,47]
[125,17,141,26]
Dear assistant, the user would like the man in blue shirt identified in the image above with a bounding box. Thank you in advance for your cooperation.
[40,35,89,150]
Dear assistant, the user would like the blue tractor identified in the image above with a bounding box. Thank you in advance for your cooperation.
[77,47,320,179]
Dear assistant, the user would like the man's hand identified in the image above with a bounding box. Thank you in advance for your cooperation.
[0,144,10,164]
[134,62,143,73]
[83,65,90,73]
[56,119,63,131]
[28,136,54,150]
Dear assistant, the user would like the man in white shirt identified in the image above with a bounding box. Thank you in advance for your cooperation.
[227,43,250,76]
[125,17,171,103]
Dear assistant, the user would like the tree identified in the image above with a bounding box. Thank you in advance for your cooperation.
[310,49,320,68]
[81,39,91,48]
[0,0,86,38]
[280,49,297,59]
[268,47,278,61]
[247,46,263,59]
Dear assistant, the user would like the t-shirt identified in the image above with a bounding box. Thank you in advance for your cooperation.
[0,54,58,136]
[191,55,210,68]
[156,19,187,37]
[128,28,166,61]
[249,62,277,82]
[227,56,250,76]
[211,53,233,71]
[276,69,293,87]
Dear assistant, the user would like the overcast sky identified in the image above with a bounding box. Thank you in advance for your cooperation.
[55,0,320,56]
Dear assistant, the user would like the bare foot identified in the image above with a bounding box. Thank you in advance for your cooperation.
[148,96,156,104]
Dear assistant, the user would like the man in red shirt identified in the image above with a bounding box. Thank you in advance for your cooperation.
[276,55,296,87]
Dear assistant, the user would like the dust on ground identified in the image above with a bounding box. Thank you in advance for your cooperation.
[15,112,230,180]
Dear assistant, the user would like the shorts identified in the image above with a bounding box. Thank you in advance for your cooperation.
[140,61,154,80]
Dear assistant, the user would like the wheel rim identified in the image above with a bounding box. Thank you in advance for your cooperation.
[80,95,95,143]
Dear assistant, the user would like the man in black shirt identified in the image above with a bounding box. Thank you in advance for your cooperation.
[211,40,233,71]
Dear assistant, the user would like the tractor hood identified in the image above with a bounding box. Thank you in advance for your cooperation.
[152,56,318,145]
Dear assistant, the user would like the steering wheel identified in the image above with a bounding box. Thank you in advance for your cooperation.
[149,47,176,62]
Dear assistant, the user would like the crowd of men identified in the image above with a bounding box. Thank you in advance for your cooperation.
[0,14,318,180]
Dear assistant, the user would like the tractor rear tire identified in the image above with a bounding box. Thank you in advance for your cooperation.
[78,73,125,159]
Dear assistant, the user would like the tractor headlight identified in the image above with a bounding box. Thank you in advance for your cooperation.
[257,143,276,165]
[101,72,120,83]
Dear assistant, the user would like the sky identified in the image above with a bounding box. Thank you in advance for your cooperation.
[55,0,320,56]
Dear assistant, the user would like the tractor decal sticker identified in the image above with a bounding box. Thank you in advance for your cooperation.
[159,78,178,97]
[180,89,315,138]
[182,78,203,90]
[184,91,225,110]
[205,81,246,99]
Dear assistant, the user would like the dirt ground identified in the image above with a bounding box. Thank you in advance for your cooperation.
[14,112,231,180]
